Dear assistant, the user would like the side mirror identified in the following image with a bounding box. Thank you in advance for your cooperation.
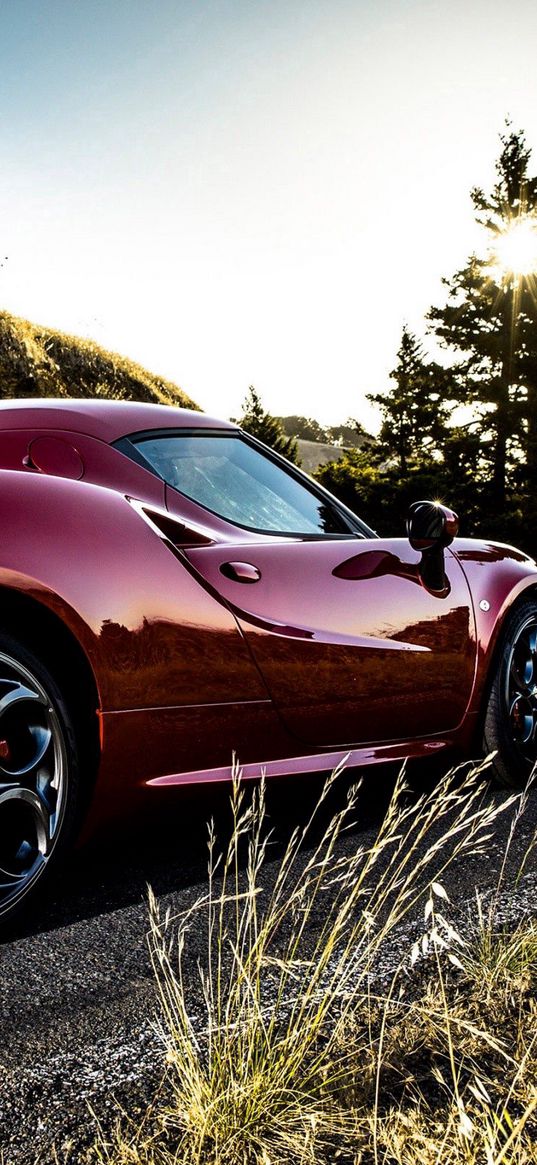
[407,500,459,593]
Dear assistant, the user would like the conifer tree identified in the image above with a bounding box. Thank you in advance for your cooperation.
[429,124,537,509]
[367,326,452,474]
[236,386,301,464]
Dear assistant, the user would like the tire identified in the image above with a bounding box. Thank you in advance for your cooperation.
[483,597,537,789]
[0,633,82,924]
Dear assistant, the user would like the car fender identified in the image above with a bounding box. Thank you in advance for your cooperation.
[449,539,537,722]
[0,470,267,713]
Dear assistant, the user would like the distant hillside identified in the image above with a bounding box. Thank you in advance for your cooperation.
[297,439,349,474]
[277,415,370,446]
[0,312,199,409]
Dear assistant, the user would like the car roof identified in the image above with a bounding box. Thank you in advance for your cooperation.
[0,399,237,442]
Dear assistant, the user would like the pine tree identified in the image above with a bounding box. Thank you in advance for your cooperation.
[366,327,452,475]
[236,386,301,464]
[429,124,537,509]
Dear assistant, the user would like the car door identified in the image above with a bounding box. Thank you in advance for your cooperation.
[185,537,477,748]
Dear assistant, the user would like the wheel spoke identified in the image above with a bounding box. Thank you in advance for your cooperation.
[509,695,536,746]
[0,787,49,888]
[510,631,537,691]
[0,681,52,779]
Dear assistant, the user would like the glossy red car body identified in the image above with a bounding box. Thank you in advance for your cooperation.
[0,398,535,848]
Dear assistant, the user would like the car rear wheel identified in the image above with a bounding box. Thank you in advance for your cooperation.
[483,598,537,788]
[0,636,81,924]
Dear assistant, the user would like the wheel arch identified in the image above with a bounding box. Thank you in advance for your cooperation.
[0,584,101,789]
[472,578,537,747]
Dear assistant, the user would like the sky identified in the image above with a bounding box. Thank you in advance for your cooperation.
[2,0,537,430]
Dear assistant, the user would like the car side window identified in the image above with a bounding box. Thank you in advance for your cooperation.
[131,432,353,536]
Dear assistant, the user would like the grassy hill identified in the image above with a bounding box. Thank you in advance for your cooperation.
[0,311,199,408]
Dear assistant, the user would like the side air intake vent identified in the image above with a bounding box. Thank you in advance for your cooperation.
[128,500,214,548]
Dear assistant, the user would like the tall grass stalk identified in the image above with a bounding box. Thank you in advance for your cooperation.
[137,759,515,1164]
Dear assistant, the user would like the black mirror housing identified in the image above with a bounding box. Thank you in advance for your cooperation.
[407,500,459,550]
[407,500,459,593]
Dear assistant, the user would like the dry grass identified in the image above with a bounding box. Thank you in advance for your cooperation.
[0,310,198,408]
[90,760,537,1165]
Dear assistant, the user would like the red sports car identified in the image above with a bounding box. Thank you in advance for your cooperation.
[0,398,535,922]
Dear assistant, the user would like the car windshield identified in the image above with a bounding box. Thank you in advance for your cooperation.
[131,432,354,535]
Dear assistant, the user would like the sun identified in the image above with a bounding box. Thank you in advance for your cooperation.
[493,216,537,276]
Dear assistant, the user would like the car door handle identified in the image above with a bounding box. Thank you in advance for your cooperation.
[220,561,262,583]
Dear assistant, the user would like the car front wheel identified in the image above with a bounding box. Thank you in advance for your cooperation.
[0,636,81,924]
[483,597,537,788]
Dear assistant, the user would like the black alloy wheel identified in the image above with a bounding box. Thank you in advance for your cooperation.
[483,598,537,788]
[0,637,81,923]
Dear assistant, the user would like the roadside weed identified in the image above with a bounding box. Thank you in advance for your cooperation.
[91,760,537,1165]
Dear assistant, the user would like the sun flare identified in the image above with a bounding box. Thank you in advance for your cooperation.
[493,216,537,276]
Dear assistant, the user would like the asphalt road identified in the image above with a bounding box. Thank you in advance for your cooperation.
[1,766,536,1165]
